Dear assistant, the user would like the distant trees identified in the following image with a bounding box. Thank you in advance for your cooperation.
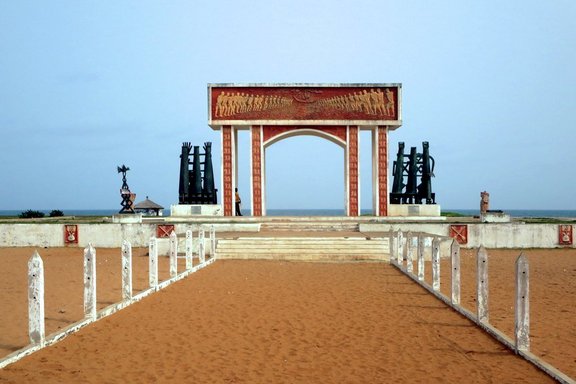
[19,210,45,218]
[18,209,65,218]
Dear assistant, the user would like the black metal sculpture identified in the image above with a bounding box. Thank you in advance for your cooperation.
[179,142,218,204]
[390,141,436,205]
[117,164,135,214]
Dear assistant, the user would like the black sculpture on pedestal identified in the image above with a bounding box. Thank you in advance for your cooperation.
[117,164,135,214]
[390,141,436,205]
[179,142,218,204]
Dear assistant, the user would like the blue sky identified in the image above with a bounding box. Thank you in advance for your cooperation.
[1,1,575,212]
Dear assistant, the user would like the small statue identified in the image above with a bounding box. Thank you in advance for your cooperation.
[480,191,490,214]
[117,165,135,214]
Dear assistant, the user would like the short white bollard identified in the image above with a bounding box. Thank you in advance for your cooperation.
[84,244,97,321]
[185,229,193,270]
[169,231,178,278]
[450,240,461,305]
[210,225,216,258]
[28,251,45,345]
[389,231,396,261]
[406,232,414,274]
[122,240,133,301]
[417,235,425,281]
[432,237,440,291]
[477,246,489,324]
[397,231,404,265]
[199,228,205,264]
[149,237,158,288]
[515,253,530,352]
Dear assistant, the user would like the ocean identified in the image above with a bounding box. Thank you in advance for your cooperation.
[1,208,576,218]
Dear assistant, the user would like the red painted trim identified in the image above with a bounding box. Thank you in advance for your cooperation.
[378,127,388,216]
[251,126,263,216]
[348,126,359,216]
[222,126,233,216]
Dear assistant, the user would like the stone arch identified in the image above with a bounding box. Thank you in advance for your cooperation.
[264,127,346,149]
[208,83,402,217]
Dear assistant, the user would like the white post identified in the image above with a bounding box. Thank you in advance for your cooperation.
[84,244,97,321]
[397,231,404,265]
[432,237,440,292]
[417,235,425,281]
[210,225,216,258]
[477,246,489,324]
[149,237,158,288]
[121,240,132,301]
[185,229,193,270]
[515,253,530,352]
[28,251,45,345]
[389,230,396,261]
[169,231,178,278]
[451,240,461,305]
[199,227,206,264]
[406,232,414,274]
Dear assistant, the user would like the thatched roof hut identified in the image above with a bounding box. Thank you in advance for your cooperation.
[134,196,164,216]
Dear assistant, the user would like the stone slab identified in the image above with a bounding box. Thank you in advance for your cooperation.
[388,204,441,217]
[170,204,223,217]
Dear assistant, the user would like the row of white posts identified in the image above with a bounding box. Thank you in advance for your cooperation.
[7,227,217,369]
[390,231,529,350]
[389,231,574,384]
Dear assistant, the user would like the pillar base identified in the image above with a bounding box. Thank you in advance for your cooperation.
[388,204,441,217]
[170,204,223,216]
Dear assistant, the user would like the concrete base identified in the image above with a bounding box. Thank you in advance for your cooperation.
[112,214,143,224]
[170,204,223,217]
[388,204,441,217]
[481,211,511,223]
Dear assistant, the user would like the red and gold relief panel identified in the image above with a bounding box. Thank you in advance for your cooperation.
[211,86,399,121]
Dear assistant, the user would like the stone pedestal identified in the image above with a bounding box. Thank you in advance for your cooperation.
[170,204,223,217]
[481,211,511,223]
[388,204,441,217]
[112,214,143,224]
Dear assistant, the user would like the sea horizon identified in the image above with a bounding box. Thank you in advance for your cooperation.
[1,208,576,218]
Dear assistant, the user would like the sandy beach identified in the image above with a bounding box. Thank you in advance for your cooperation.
[0,246,574,383]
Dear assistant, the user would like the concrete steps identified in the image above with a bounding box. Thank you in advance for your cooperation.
[260,222,359,232]
[216,237,390,262]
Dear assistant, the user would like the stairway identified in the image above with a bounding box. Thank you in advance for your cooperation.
[260,221,360,232]
[216,236,390,262]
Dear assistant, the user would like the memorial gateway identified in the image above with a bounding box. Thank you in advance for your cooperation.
[208,83,402,217]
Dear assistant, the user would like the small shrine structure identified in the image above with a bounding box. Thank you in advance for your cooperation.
[208,83,402,217]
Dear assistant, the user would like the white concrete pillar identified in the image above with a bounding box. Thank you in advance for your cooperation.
[28,251,45,345]
[121,240,132,301]
[83,244,97,320]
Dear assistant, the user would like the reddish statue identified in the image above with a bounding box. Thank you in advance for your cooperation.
[480,191,490,214]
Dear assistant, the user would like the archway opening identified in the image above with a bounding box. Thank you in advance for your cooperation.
[264,135,344,216]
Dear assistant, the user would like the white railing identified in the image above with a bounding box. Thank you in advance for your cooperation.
[0,227,218,369]
[389,230,574,384]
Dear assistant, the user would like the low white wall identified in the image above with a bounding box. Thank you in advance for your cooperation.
[0,222,573,249]
[360,222,575,248]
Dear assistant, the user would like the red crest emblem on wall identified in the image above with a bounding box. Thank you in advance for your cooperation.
[449,225,468,244]
[157,224,175,238]
[559,225,573,246]
[64,225,78,244]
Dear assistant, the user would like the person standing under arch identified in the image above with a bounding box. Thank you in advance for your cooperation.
[235,188,243,216]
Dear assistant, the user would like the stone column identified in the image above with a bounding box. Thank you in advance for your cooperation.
[250,125,264,216]
[221,125,235,216]
[377,126,388,216]
[347,126,359,216]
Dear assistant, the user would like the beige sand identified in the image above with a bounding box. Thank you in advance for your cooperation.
[0,246,574,383]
